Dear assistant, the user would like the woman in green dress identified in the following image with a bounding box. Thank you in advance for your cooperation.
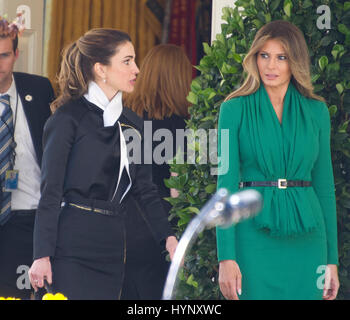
[216,20,339,300]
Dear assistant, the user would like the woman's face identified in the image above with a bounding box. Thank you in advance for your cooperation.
[257,39,292,90]
[99,41,139,99]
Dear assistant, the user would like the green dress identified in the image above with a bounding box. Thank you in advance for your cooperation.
[216,83,338,300]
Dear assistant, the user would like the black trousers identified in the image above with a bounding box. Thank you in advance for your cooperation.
[0,210,36,299]
[120,198,170,300]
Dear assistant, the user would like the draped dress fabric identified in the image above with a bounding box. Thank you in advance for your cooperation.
[216,83,338,300]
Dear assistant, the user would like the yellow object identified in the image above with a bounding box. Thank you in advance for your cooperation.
[42,293,68,300]
[0,297,21,300]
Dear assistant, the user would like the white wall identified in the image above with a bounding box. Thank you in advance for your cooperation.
[211,0,236,43]
[0,0,44,75]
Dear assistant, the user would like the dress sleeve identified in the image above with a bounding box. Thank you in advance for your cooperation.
[33,111,76,260]
[311,103,338,265]
[216,99,241,261]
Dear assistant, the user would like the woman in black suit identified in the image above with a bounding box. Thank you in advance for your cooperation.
[123,44,192,299]
[28,29,178,300]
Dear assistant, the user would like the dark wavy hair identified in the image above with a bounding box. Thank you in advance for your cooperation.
[51,28,131,112]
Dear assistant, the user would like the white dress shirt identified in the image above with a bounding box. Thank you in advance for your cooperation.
[84,82,132,202]
[0,77,41,210]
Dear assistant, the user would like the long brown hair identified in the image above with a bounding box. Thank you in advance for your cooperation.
[51,28,131,112]
[226,20,324,102]
[124,44,192,120]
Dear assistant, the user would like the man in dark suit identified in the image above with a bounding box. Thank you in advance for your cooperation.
[0,21,54,299]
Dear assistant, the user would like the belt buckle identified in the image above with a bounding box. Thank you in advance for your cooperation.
[278,179,287,189]
[95,208,110,215]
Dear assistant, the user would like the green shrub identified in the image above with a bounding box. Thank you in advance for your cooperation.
[166,0,350,300]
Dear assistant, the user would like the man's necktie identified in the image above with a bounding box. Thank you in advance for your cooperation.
[0,94,14,225]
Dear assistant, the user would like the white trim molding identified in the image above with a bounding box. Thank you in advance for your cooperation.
[211,0,236,43]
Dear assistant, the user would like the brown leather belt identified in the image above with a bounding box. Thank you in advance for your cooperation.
[239,179,312,189]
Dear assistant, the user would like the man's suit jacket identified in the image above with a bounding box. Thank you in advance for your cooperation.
[13,72,55,167]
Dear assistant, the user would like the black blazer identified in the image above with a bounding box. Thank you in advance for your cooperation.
[13,72,55,167]
[33,97,173,260]
[142,111,187,214]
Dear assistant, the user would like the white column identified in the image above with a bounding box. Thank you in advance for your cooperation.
[211,0,236,43]
[5,0,45,75]
[0,0,8,15]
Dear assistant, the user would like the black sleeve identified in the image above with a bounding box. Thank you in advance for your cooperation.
[130,125,174,245]
[33,110,76,259]
[45,77,56,106]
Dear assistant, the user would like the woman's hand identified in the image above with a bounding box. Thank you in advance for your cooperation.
[170,172,179,198]
[219,260,242,300]
[28,257,52,292]
[323,264,339,300]
[165,236,178,261]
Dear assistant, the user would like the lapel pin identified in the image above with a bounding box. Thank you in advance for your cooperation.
[25,95,33,102]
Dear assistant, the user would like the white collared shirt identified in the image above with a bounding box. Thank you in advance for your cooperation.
[84,81,123,126]
[84,82,132,202]
[0,76,41,210]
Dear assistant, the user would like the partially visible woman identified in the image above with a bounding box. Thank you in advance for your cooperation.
[216,20,339,300]
[28,29,178,300]
[125,44,192,212]
[123,44,192,299]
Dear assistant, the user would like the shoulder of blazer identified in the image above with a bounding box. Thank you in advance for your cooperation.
[121,106,143,132]
[53,97,93,125]
[13,71,49,81]
[13,72,54,99]
[13,71,51,89]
